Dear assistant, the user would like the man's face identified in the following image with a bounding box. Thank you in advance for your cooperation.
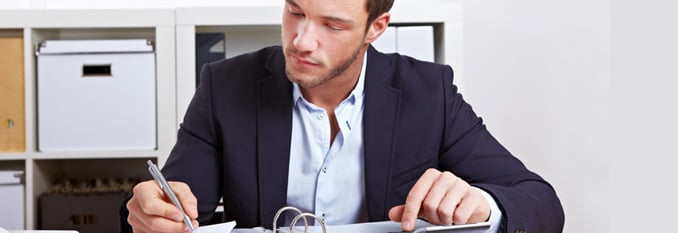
[281,0,370,88]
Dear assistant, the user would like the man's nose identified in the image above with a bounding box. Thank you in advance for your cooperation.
[293,20,319,51]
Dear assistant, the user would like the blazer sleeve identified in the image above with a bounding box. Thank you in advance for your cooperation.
[161,63,224,225]
[437,66,565,232]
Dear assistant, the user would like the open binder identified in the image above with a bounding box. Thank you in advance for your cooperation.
[228,206,491,233]
[271,206,325,233]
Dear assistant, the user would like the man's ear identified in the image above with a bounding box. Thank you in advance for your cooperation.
[365,13,391,44]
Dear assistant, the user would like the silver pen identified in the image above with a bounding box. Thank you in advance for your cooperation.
[147,160,196,231]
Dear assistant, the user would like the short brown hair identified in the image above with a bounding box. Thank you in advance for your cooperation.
[366,0,394,26]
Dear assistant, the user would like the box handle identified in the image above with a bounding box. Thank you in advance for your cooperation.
[4,119,13,128]
[82,64,112,77]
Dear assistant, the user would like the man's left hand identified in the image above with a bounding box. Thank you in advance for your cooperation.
[388,168,491,232]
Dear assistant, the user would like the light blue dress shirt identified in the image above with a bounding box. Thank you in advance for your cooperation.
[286,53,502,232]
[286,53,368,225]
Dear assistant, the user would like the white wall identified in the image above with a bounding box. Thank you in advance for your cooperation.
[610,0,678,232]
[464,1,610,232]
[465,1,678,233]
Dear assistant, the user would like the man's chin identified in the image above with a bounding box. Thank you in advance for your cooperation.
[289,78,318,89]
[287,75,323,89]
[286,66,335,89]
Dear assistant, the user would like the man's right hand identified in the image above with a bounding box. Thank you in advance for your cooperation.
[126,180,199,233]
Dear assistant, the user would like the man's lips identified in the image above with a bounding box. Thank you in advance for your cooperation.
[290,53,319,66]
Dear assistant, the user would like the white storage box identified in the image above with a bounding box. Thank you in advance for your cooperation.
[37,39,156,151]
[0,171,24,230]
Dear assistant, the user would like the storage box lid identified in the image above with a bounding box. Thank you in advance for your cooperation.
[0,171,24,185]
[38,39,153,54]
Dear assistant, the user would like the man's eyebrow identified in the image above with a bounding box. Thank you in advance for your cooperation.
[285,0,355,26]
[322,16,356,26]
[285,0,301,9]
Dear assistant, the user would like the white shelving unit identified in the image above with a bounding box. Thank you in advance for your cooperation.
[0,9,176,229]
[0,1,463,229]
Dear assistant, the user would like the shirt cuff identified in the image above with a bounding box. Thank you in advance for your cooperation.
[477,188,503,233]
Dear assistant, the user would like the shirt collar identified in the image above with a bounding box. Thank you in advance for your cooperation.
[292,52,367,107]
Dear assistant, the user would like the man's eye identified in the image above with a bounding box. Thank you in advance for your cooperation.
[288,8,303,16]
[326,24,342,31]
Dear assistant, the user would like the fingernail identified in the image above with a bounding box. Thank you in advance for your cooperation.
[171,213,182,221]
[403,222,411,231]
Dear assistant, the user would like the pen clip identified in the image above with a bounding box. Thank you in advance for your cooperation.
[147,161,165,190]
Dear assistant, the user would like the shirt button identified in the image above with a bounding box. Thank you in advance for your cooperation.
[323,167,327,173]
[317,114,325,120]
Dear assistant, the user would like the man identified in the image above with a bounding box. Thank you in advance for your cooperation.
[123,0,565,232]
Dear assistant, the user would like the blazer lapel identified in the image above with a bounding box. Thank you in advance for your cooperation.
[257,47,294,228]
[363,46,401,220]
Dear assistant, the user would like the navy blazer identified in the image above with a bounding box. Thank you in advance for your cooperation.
[123,46,564,233]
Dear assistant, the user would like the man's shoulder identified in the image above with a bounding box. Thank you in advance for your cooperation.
[370,48,453,86]
[394,53,448,73]
[208,45,282,70]
[199,45,284,86]
[371,48,450,75]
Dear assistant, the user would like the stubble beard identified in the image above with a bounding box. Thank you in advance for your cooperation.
[285,42,364,89]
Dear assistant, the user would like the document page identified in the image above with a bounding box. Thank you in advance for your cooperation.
[7,231,78,233]
[195,221,237,233]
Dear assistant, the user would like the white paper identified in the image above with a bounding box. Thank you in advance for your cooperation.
[7,231,78,233]
[194,221,237,233]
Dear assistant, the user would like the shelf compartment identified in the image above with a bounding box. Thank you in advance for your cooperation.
[1,30,26,153]
[33,158,153,232]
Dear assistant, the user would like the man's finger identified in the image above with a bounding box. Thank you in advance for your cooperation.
[140,196,186,222]
[132,182,184,222]
[421,171,457,224]
[402,168,440,231]
[389,205,425,222]
[136,213,190,233]
[128,180,199,232]
[127,198,150,232]
[128,197,187,233]
[388,205,405,222]
[437,177,467,224]
[457,187,491,224]
[169,181,199,219]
